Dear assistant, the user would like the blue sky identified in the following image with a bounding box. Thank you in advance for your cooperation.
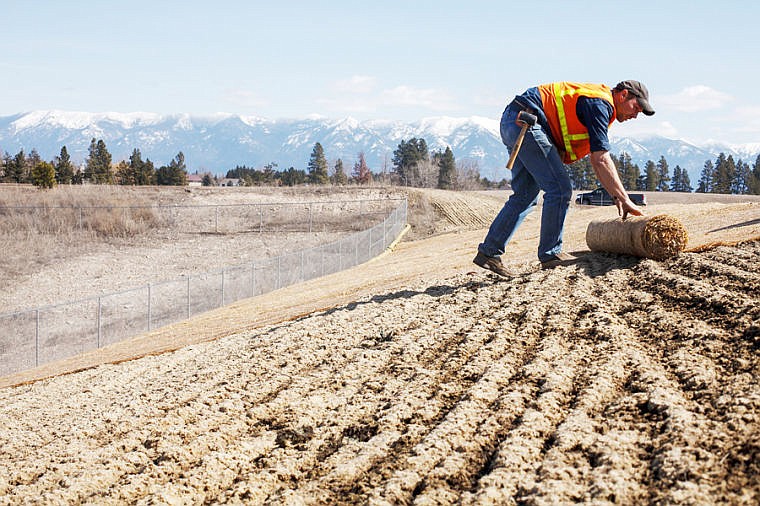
[2,0,759,145]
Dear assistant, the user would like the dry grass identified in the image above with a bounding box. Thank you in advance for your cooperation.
[0,185,174,280]
[0,185,167,237]
[0,184,406,305]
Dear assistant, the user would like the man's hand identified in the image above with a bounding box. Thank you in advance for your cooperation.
[615,196,644,220]
[589,151,645,221]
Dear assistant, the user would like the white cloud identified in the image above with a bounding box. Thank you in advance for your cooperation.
[659,85,733,113]
[474,91,508,108]
[315,96,376,114]
[614,119,680,139]
[380,85,458,111]
[730,105,760,136]
[333,75,377,94]
[317,82,460,117]
[223,88,268,108]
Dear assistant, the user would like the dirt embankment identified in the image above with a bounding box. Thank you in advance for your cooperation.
[0,189,758,504]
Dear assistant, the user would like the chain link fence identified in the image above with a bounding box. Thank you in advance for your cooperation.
[0,198,407,377]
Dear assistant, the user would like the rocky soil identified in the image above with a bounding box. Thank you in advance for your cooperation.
[0,188,758,504]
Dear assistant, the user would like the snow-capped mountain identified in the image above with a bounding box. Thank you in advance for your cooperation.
[1,110,757,183]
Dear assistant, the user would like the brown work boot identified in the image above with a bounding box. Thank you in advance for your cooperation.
[540,252,576,270]
[473,252,516,278]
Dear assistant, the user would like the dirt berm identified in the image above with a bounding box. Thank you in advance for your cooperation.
[0,189,758,504]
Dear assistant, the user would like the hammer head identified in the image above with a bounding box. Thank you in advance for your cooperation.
[516,111,537,127]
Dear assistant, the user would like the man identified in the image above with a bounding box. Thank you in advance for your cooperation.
[474,80,654,277]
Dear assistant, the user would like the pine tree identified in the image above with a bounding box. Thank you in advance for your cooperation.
[54,146,75,184]
[696,160,714,193]
[125,149,139,185]
[85,138,113,184]
[392,138,428,186]
[712,153,735,194]
[332,159,348,186]
[156,152,188,186]
[436,146,457,190]
[732,159,750,194]
[170,152,188,186]
[614,152,640,190]
[644,160,658,191]
[31,161,56,189]
[281,167,307,186]
[0,151,7,181]
[7,149,28,183]
[656,156,671,192]
[748,155,760,195]
[669,165,692,192]
[352,152,373,185]
[138,158,156,186]
[307,143,329,185]
[670,165,680,192]
[680,166,693,192]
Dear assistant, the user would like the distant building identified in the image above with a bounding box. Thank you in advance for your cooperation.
[187,174,203,187]
[219,178,241,187]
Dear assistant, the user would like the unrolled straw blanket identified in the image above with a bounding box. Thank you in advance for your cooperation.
[585,214,689,260]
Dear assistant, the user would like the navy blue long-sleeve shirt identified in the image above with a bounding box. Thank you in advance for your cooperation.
[513,86,613,154]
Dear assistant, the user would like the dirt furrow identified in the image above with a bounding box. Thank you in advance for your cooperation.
[621,249,760,504]
[670,253,760,295]
[416,271,590,505]
[171,280,504,502]
[225,281,531,503]
[635,260,758,331]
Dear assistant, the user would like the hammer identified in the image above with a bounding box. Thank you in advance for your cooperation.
[506,111,537,170]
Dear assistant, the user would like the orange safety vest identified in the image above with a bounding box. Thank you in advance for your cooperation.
[538,82,615,164]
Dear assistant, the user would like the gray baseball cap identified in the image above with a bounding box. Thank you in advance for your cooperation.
[616,80,655,116]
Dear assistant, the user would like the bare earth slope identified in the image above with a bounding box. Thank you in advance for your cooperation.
[0,191,759,504]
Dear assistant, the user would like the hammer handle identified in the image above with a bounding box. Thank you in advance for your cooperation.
[506,123,529,170]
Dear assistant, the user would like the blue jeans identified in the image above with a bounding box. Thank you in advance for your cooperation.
[478,103,573,262]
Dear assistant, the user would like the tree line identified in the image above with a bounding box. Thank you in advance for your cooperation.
[0,139,188,188]
[220,139,488,190]
[568,151,760,194]
[4,136,759,194]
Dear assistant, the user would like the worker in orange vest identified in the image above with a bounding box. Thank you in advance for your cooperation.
[474,80,654,277]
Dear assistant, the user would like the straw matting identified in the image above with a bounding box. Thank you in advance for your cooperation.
[586,214,689,260]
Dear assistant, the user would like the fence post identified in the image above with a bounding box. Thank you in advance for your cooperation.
[97,297,102,349]
[215,206,219,234]
[187,275,191,319]
[251,261,256,297]
[259,205,263,233]
[35,309,40,366]
[221,268,226,307]
[147,284,152,331]
[308,203,313,233]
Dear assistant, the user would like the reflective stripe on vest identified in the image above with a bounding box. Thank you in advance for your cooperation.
[539,82,615,163]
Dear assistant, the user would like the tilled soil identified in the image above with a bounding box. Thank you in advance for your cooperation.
[0,238,758,504]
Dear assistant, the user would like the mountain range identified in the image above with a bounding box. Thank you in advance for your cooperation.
[1,110,758,184]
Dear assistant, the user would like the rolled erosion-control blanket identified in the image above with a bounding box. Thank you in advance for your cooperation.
[586,214,689,260]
